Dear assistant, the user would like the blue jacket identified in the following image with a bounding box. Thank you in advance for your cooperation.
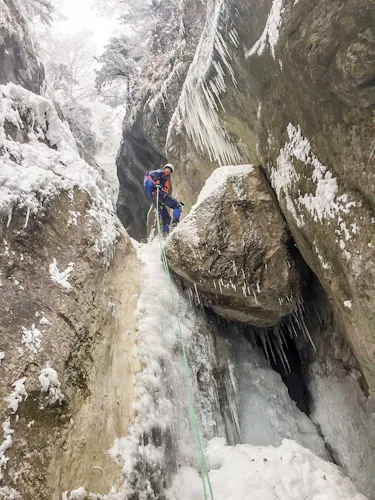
[144,169,170,194]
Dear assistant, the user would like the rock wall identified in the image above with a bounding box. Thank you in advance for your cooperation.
[0,193,140,498]
[0,4,140,496]
[0,0,44,92]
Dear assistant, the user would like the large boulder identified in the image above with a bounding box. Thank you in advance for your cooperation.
[165,165,304,326]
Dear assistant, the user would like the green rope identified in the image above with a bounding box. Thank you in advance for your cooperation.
[155,188,215,500]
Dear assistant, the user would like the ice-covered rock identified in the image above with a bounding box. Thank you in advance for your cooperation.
[166,165,304,326]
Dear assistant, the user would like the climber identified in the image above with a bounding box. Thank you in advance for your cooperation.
[143,164,183,235]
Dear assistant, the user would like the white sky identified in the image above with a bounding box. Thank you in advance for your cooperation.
[54,0,115,53]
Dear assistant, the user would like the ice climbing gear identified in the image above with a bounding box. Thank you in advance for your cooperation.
[155,189,214,500]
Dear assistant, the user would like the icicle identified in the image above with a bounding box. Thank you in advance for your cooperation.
[232,260,237,276]
[297,304,316,352]
[24,207,31,228]
[194,283,200,305]
[313,301,323,328]
[7,207,13,227]
[260,332,270,364]
[213,280,217,290]
[252,289,258,304]
[256,281,260,293]
[266,332,277,364]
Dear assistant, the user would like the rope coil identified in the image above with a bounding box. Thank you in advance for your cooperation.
[155,188,214,500]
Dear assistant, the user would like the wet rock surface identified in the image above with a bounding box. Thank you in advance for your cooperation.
[165,165,305,326]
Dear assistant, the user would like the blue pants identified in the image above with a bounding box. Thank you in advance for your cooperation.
[143,179,181,234]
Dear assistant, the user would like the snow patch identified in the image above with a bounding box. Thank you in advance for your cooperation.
[271,124,355,255]
[344,300,352,310]
[197,164,254,205]
[168,438,366,500]
[0,419,14,473]
[39,315,51,326]
[0,486,20,499]
[246,0,284,59]
[21,324,42,352]
[0,352,4,364]
[6,378,28,413]
[172,165,253,249]
[49,259,74,290]
[39,366,64,406]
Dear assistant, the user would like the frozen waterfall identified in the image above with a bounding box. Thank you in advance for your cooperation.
[102,239,366,500]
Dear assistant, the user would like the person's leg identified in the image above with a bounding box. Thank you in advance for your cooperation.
[164,194,181,210]
[164,195,182,228]
[160,206,171,234]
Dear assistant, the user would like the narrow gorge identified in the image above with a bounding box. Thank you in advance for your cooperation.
[0,0,374,499]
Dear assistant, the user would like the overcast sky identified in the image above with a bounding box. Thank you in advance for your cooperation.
[54,0,116,53]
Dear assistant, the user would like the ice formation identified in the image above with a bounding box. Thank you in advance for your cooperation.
[167,438,366,500]
[166,0,242,166]
[87,240,364,500]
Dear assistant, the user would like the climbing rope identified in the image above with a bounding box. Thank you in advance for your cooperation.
[155,188,215,500]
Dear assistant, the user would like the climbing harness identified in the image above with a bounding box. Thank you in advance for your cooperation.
[155,188,215,500]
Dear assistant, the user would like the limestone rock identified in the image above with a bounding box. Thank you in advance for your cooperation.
[165,165,304,326]
[0,0,44,92]
[0,192,141,498]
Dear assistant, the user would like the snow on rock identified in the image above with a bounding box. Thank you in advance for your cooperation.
[197,164,254,205]
[0,486,20,499]
[21,324,42,352]
[271,124,356,246]
[0,419,14,472]
[38,366,64,406]
[166,0,242,166]
[0,83,121,266]
[49,259,74,290]
[0,352,4,364]
[168,438,367,500]
[246,0,284,59]
[6,378,28,414]
[39,315,51,326]
[62,487,87,500]
[344,300,352,310]
[172,165,254,250]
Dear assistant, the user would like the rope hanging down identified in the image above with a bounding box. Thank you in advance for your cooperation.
[155,187,215,500]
